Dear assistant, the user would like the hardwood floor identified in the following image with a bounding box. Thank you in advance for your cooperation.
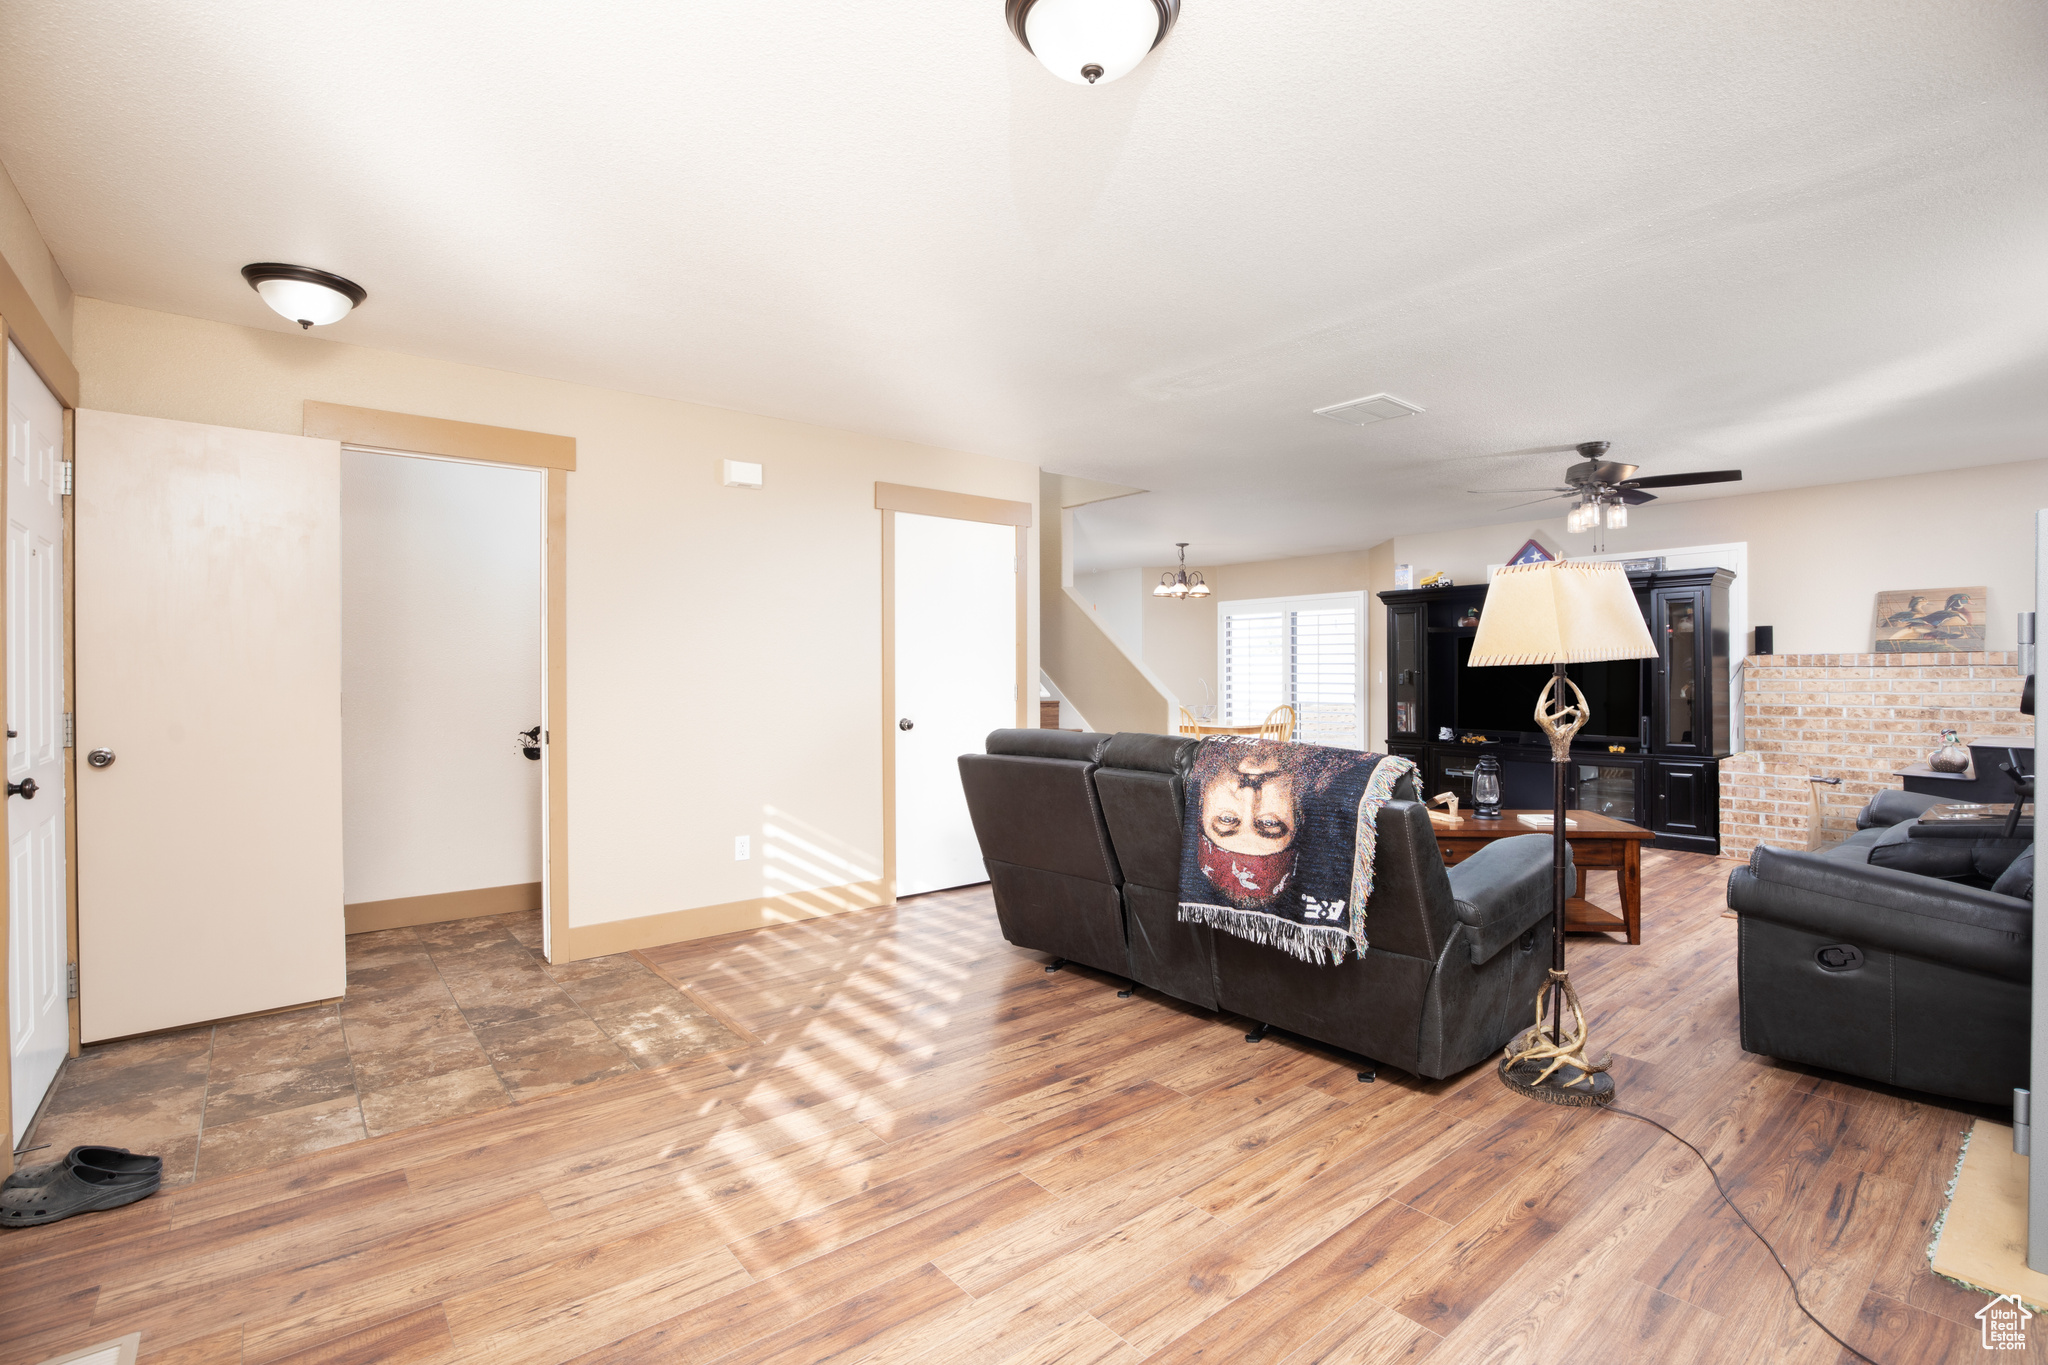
[19,910,743,1186]
[0,852,2015,1364]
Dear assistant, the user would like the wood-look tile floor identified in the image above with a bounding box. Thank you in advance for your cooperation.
[0,854,2015,1364]
[19,910,744,1186]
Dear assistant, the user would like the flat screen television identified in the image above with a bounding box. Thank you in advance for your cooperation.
[1454,636,1643,742]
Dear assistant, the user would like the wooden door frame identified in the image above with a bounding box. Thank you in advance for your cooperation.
[303,403,575,962]
[0,262,81,1173]
[874,483,1032,904]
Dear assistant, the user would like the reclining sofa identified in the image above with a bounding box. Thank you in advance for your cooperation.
[1727,788,2034,1105]
[957,728,1568,1080]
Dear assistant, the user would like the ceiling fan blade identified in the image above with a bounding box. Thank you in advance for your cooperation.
[1623,469,1743,490]
[1490,493,1573,512]
[1618,488,1658,505]
[1469,486,1574,495]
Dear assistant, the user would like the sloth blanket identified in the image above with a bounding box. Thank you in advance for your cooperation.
[1177,737,1416,965]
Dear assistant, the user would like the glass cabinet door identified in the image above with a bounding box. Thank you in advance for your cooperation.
[1655,589,1704,752]
[1571,763,1641,824]
[1390,605,1423,736]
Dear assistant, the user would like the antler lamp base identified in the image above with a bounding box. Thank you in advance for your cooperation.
[1498,969,1614,1107]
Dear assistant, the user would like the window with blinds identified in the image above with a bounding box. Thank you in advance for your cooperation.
[1218,593,1366,748]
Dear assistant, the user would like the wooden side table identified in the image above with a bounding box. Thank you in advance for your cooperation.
[1428,808,1653,944]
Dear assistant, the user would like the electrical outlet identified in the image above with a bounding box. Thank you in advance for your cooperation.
[734,835,751,861]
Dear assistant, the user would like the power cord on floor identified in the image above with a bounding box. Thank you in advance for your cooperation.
[1606,1106,1881,1365]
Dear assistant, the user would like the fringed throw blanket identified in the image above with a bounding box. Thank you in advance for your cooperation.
[1177,738,1416,965]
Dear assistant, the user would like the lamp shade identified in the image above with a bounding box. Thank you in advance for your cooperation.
[1467,560,1656,666]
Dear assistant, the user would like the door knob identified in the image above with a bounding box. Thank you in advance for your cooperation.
[8,777,36,799]
[87,748,115,769]
[898,718,914,731]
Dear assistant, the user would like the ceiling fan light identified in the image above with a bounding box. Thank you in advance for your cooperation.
[1006,0,1178,85]
[241,263,367,329]
[1605,501,1627,530]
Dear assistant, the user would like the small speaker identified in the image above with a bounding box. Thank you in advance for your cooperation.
[1754,625,1774,655]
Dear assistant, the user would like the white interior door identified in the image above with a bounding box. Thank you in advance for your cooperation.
[75,410,344,1042]
[894,512,1017,897]
[7,343,67,1143]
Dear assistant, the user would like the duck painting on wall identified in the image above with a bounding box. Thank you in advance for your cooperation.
[1872,586,1987,653]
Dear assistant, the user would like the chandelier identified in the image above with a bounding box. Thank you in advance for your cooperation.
[1153,543,1211,599]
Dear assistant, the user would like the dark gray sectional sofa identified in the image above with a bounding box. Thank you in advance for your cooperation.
[957,728,1569,1080]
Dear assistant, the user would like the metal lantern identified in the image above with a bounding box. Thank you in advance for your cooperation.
[1471,753,1504,819]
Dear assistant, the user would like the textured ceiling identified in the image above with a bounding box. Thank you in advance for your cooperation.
[3,1,2045,571]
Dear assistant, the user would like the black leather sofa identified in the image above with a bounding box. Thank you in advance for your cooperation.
[1728,789,2034,1106]
[958,729,1568,1080]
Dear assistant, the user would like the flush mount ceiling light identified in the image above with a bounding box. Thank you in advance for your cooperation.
[1153,542,1210,599]
[240,263,367,330]
[1005,0,1180,85]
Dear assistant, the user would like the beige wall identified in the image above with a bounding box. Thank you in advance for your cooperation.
[1071,566,1144,657]
[76,297,1040,937]
[1363,537,1397,752]
[1038,474,1176,734]
[1127,456,2048,753]
[1389,459,2048,654]
[0,165,73,355]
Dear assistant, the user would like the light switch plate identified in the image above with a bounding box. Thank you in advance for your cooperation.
[722,459,763,488]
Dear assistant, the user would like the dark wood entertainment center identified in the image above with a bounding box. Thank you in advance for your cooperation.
[1379,565,1734,854]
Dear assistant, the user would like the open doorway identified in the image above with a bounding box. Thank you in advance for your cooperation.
[340,448,544,935]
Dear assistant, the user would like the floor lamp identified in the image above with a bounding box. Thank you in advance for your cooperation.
[1467,559,1657,1106]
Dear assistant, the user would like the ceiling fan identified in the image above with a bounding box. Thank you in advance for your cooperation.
[1473,441,1742,537]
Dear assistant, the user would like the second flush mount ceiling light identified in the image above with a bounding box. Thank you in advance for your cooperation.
[240,263,367,330]
[1006,0,1180,85]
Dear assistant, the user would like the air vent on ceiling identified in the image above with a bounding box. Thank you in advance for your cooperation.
[1312,393,1424,426]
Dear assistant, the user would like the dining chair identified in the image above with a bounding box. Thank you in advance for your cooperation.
[1179,706,1198,735]
[1259,704,1296,743]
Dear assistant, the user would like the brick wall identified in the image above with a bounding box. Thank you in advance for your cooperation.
[1718,651,2026,862]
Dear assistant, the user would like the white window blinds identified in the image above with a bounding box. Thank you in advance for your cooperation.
[1220,611,1285,722]
[1219,593,1366,749]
